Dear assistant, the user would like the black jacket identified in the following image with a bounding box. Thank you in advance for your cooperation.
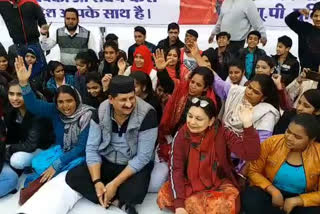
[4,109,53,160]
[0,0,47,44]
[156,37,185,53]
[212,48,235,80]
[272,52,300,86]
[285,11,320,71]
[238,47,266,80]
[0,115,6,173]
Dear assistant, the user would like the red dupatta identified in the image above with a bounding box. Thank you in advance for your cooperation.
[158,80,217,162]
[131,45,154,75]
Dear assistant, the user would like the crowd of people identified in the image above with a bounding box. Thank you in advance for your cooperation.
[0,0,320,214]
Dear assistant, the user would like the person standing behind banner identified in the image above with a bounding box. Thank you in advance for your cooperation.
[0,0,48,72]
[40,8,98,74]
[156,23,185,53]
[208,0,267,54]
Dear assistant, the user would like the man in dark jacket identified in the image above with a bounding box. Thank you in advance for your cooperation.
[127,26,156,65]
[285,2,320,71]
[0,0,48,67]
[156,22,185,53]
[238,31,266,80]
[272,36,300,86]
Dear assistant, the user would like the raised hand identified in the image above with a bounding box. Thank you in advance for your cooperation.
[15,56,32,86]
[188,41,200,58]
[40,22,51,36]
[153,49,172,71]
[208,33,215,44]
[271,74,283,90]
[101,74,112,92]
[238,102,253,128]
[297,68,309,84]
[299,9,310,18]
[260,37,267,46]
[117,57,126,75]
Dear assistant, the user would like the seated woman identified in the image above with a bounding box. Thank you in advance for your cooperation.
[0,102,18,198]
[225,60,248,86]
[5,80,53,170]
[255,55,276,76]
[14,56,95,185]
[0,50,14,81]
[46,61,74,94]
[158,66,217,162]
[242,114,320,214]
[130,70,162,122]
[157,97,261,214]
[274,89,320,135]
[154,47,189,85]
[83,72,107,109]
[156,69,175,109]
[123,45,158,89]
[98,40,121,77]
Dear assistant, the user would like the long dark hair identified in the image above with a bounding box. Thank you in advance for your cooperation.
[48,60,64,76]
[251,74,279,109]
[290,114,320,140]
[302,89,320,111]
[0,51,14,74]
[165,46,181,79]
[130,71,154,97]
[190,66,214,89]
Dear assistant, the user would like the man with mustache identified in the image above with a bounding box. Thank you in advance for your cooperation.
[40,8,97,73]
[66,75,158,214]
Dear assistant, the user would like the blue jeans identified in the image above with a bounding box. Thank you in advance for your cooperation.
[0,164,18,197]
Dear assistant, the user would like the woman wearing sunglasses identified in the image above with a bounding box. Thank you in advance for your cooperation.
[157,97,260,214]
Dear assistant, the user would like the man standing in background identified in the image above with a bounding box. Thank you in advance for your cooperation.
[208,0,267,54]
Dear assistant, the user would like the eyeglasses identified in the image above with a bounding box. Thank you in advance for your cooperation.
[191,97,209,107]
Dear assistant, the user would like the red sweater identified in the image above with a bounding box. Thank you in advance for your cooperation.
[170,125,260,208]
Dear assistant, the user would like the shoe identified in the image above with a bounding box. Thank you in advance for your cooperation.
[125,204,138,214]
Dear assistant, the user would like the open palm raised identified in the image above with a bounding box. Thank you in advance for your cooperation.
[15,56,32,86]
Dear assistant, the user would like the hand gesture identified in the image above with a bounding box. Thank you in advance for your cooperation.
[117,57,126,75]
[188,41,200,58]
[15,56,32,86]
[40,166,56,183]
[175,208,188,214]
[103,181,118,208]
[101,74,112,92]
[299,9,310,18]
[271,74,283,90]
[260,37,267,46]
[238,102,253,128]
[271,190,284,208]
[95,182,107,207]
[208,34,215,44]
[153,49,172,71]
[297,68,309,84]
[283,197,303,214]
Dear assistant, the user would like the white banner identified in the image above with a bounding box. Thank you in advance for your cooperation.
[38,0,320,26]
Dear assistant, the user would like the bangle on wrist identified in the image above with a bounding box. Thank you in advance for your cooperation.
[92,178,102,185]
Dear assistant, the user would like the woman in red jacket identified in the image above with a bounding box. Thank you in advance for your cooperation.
[157,96,261,214]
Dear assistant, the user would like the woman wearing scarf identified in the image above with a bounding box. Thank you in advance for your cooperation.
[14,56,95,186]
[123,45,158,89]
[157,97,260,214]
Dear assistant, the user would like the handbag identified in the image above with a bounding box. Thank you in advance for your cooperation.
[19,176,46,205]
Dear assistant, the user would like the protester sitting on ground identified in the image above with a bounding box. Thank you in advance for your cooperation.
[127,26,156,65]
[0,101,18,198]
[98,33,127,61]
[153,47,189,86]
[156,22,185,53]
[158,67,217,164]
[4,80,53,171]
[211,31,234,80]
[242,114,320,214]
[98,40,122,77]
[123,45,158,89]
[74,50,98,98]
[0,50,15,78]
[226,60,248,86]
[24,47,47,93]
[66,75,158,214]
[46,61,75,94]
[180,29,202,73]
[129,71,162,123]
[156,69,175,109]
[238,31,266,80]
[273,89,320,135]
[272,36,300,86]
[84,72,107,109]
[157,97,261,214]
[285,3,320,72]
[15,56,95,187]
